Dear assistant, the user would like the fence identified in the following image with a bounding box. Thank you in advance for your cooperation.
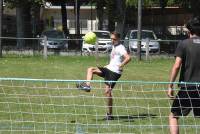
[0,36,182,58]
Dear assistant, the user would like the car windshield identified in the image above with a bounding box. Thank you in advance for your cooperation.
[42,30,64,38]
[130,31,155,39]
[94,32,110,39]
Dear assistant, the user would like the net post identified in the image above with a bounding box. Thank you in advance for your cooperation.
[145,38,150,60]
[95,38,99,65]
[43,36,47,59]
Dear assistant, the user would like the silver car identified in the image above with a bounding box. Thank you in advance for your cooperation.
[124,30,160,54]
[40,29,68,50]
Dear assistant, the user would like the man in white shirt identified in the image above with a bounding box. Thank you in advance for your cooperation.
[77,31,131,120]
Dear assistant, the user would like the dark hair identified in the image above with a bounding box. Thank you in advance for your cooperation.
[111,31,121,39]
[186,16,200,36]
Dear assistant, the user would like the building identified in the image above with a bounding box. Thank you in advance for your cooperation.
[41,5,104,34]
[2,4,192,37]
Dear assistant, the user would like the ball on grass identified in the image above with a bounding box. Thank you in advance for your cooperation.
[84,32,97,44]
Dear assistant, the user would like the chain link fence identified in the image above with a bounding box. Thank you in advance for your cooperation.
[0,36,183,58]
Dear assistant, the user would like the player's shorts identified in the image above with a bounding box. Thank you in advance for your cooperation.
[98,67,121,89]
[171,87,200,117]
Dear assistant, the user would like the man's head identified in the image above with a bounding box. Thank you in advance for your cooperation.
[111,31,120,45]
[186,16,200,36]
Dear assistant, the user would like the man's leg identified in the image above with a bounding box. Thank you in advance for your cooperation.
[169,112,179,134]
[105,85,112,115]
[86,67,102,86]
[77,67,102,91]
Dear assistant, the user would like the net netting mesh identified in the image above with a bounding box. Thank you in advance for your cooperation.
[0,78,199,134]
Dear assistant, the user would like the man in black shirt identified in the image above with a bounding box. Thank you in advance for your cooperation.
[168,16,200,134]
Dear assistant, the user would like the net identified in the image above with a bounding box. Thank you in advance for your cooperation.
[0,78,199,134]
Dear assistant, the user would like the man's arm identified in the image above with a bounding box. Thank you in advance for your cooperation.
[119,53,131,69]
[168,57,182,98]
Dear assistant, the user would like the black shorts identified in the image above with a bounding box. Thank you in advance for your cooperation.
[171,87,200,117]
[98,67,121,89]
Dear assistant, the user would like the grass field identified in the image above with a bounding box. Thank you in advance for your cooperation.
[0,55,172,81]
[0,55,199,134]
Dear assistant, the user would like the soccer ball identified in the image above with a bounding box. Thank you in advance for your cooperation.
[84,32,97,44]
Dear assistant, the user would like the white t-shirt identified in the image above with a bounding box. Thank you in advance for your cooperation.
[106,44,127,74]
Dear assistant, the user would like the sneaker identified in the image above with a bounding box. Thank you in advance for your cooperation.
[76,82,91,92]
[104,113,114,120]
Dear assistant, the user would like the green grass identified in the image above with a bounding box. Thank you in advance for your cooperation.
[0,55,173,80]
[0,55,199,134]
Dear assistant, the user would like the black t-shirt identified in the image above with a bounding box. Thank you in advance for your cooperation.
[175,36,200,84]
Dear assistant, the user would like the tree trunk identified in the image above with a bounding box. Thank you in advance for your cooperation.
[190,0,200,16]
[159,0,167,35]
[115,0,126,37]
[106,0,115,32]
[31,6,36,37]
[75,0,80,35]
[75,0,81,49]
[61,2,69,36]
[96,1,104,30]
[31,4,41,38]
[0,0,2,57]
[16,5,25,48]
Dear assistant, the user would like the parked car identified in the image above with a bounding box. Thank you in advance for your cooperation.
[39,29,68,50]
[82,30,112,53]
[124,30,160,54]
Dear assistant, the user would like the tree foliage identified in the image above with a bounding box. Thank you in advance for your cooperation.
[125,0,200,16]
[174,0,200,16]
[4,0,43,8]
[126,0,160,7]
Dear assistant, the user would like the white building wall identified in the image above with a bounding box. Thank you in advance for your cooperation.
[42,6,99,34]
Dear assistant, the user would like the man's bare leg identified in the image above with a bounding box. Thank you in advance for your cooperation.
[169,112,179,134]
[105,85,112,115]
[86,67,102,86]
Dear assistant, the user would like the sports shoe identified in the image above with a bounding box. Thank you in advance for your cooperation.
[76,82,91,92]
[104,113,114,120]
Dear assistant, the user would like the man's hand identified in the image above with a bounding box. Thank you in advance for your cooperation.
[167,87,175,99]
[119,64,124,71]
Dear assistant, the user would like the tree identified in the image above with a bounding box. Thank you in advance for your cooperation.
[159,0,168,35]
[96,0,105,30]
[190,0,200,17]
[48,0,70,36]
[174,0,200,17]
[4,0,43,48]
[61,2,69,36]
[0,0,2,57]
[115,0,126,36]
[105,0,115,32]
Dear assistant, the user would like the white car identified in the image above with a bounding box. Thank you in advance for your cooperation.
[82,30,112,53]
[124,30,160,54]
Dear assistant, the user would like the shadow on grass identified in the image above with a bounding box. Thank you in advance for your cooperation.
[96,114,157,122]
